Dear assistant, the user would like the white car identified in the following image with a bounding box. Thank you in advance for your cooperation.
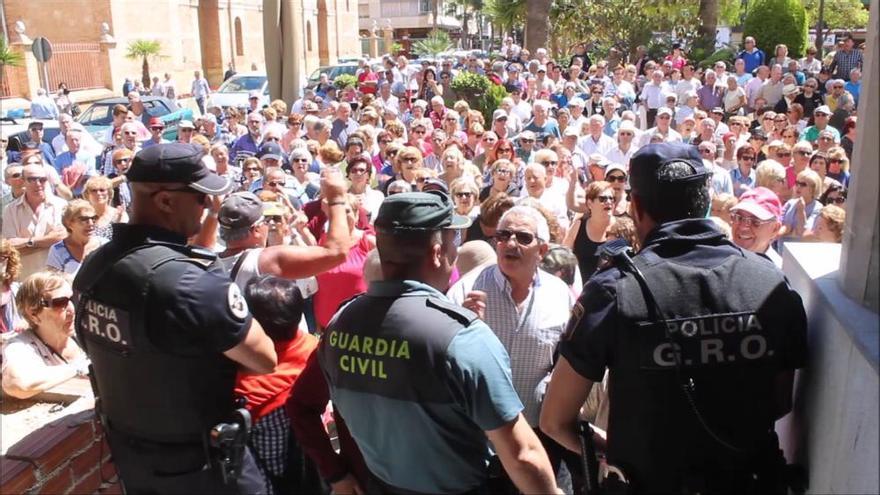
[207,72,269,109]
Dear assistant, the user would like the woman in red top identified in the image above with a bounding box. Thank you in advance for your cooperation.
[313,194,376,330]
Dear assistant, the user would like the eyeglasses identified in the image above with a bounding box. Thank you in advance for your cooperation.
[731,213,772,228]
[245,166,261,172]
[540,160,558,167]
[606,175,626,183]
[829,158,843,163]
[114,157,132,164]
[150,126,165,131]
[494,169,513,175]
[401,157,419,163]
[26,176,48,183]
[819,136,834,141]
[595,195,616,203]
[520,138,535,143]
[741,156,756,162]
[78,215,99,223]
[454,191,474,198]
[795,181,809,188]
[796,150,811,156]
[828,196,846,204]
[494,229,537,245]
[266,181,285,187]
[41,296,73,310]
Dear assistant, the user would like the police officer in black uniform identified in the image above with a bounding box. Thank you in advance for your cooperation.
[73,143,277,494]
[540,143,808,494]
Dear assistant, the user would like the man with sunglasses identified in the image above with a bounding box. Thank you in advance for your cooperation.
[73,143,277,494]
[542,143,806,494]
[2,164,68,278]
[318,192,561,494]
[448,205,580,492]
[142,117,170,148]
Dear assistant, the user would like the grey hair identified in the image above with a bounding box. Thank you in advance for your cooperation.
[219,225,254,243]
[289,147,313,161]
[499,205,550,243]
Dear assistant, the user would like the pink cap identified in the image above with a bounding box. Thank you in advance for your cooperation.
[731,187,782,221]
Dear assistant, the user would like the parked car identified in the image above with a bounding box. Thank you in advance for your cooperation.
[305,63,360,90]
[75,96,193,143]
[208,72,269,109]
[0,117,61,154]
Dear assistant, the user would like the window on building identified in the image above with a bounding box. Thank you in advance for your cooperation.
[307,22,313,51]
[235,17,244,56]
[419,0,431,14]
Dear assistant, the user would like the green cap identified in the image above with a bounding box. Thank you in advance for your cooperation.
[375,191,472,234]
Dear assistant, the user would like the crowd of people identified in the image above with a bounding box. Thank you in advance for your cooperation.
[0,31,862,493]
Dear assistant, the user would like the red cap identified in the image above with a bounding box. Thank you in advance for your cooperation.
[731,187,782,221]
[148,117,164,128]
[721,132,736,143]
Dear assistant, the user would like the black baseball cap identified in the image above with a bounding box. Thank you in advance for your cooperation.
[629,143,708,193]
[375,191,471,234]
[127,143,232,195]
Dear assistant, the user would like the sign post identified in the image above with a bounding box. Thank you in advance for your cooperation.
[31,37,53,92]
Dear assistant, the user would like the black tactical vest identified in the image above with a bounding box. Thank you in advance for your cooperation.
[74,241,237,443]
[607,239,797,490]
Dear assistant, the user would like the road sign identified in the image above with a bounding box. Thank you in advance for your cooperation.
[32,37,53,63]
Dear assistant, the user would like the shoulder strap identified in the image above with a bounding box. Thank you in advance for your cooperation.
[229,249,252,281]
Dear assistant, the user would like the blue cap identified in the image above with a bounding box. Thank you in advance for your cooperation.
[257,142,284,161]
[629,143,708,193]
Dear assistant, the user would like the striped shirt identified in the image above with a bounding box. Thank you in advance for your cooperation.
[448,264,573,426]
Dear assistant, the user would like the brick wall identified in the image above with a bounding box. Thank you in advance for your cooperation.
[0,409,120,495]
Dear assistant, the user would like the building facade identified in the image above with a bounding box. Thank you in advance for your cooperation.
[1,0,359,102]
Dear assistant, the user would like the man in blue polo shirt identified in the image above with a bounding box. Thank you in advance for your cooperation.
[737,36,766,74]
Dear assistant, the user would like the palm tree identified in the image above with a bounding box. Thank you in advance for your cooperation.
[0,37,24,68]
[525,0,552,52]
[125,39,163,90]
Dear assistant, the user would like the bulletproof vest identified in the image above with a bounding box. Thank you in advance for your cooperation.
[609,242,793,484]
[74,241,237,443]
[319,291,477,404]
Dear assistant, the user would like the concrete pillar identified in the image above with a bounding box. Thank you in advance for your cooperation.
[382,25,394,56]
[281,0,304,102]
[12,41,40,99]
[98,40,117,94]
[838,0,879,312]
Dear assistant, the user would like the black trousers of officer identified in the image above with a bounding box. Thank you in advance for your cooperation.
[106,428,268,495]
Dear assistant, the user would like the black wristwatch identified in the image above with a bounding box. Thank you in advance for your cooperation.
[26,238,35,248]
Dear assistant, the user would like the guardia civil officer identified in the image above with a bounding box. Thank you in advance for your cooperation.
[540,143,807,494]
[317,191,562,494]
[73,143,277,494]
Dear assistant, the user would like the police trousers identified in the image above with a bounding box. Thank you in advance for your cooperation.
[105,428,268,495]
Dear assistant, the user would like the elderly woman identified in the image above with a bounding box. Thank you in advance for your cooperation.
[2,272,88,399]
[46,200,108,275]
[564,181,616,281]
[1,240,24,334]
[808,205,845,243]
[240,157,264,192]
[313,194,376,331]
[825,147,850,187]
[780,169,824,240]
[480,158,519,201]
[84,175,128,239]
[450,177,480,220]
[382,146,422,194]
[211,143,241,184]
[438,146,470,185]
[346,156,384,221]
[755,159,790,203]
[281,113,305,152]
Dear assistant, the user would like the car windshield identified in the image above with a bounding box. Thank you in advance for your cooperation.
[77,104,113,126]
[218,76,265,93]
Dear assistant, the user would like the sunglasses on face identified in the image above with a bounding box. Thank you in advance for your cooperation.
[741,156,756,162]
[41,296,73,310]
[828,196,846,204]
[494,169,513,175]
[796,150,811,156]
[777,152,791,157]
[266,181,285,187]
[731,213,770,228]
[401,157,419,163]
[78,215,99,223]
[540,161,558,167]
[264,215,283,223]
[595,195,616,203]
[494,229,537,245]
[454,192,474,198]
[606,175,626,183]
[151,126,165,131]
[26,176,48,183]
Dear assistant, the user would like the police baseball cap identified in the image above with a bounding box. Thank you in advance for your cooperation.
[629,143,708,193]
[127,143,233,195]
[218,192,264,230]
[375,191,472,234]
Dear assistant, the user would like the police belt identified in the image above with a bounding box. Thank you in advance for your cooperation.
[366,472,488,495]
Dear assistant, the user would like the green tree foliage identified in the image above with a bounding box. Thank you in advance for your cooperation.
[0,38,24,68]
[743,0,809,57]
[450,72,506,122]
[550,0,700,59]
[802,0,869,31]
[125,39,164,89]
[483,0,526,39]
[333,74,357,89]
[412,30,454,57]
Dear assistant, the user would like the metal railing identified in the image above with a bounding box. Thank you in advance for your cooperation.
[46,42,105,91]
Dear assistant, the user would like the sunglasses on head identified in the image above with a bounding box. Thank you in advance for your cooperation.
[494,229,537,245]
[41,296,73,310]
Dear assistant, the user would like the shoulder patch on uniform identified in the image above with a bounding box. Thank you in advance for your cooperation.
[178,257,214,268]
[563,301,585,341]
[426,297,478,325]
[227,283,249,321]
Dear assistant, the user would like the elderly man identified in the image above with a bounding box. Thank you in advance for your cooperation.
[30,88,59,120]
[730,187,784,267]
[24,121,57,168]
[102,122,141,175]
[52,114,103,156]
[640,107,683,147]
[577,114,616,158]
[330,103,359,148]
[54,129,98,197]
[230,112,264,163]
[523,100,560,144]
[449,205,577,490]
[2,164,67,278]
[606,120,640,166]
[521,161,568,231]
